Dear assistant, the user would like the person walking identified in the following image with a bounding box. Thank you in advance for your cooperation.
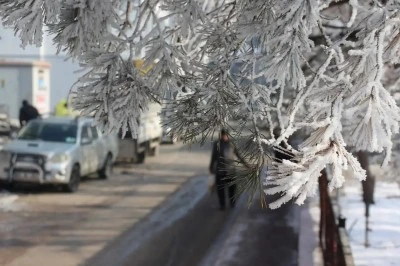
[209,129,245,210]
[55,99,70,117]
[19,100,40,127]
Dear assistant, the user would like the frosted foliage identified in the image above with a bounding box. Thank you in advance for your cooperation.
[70,48,152,136]
[0,0,60,47]
[2,0,400,208]
[48,0,119,56]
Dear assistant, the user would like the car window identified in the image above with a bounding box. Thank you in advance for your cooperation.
[18,121,78,143]
[81,125,91,140]
[90,126,99,139]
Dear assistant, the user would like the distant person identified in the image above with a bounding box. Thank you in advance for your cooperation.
[209,129,247,210]
[55,99,70,117]
[19,100,39,127]
[55,99,80,117]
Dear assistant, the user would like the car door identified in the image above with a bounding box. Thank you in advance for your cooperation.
[90,126,105,171]
[79,124,96,175]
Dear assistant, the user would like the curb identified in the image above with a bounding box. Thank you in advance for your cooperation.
[298,198,323,266]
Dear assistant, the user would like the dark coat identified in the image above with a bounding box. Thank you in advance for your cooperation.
[19,104,39,126]
[209,140,240,175]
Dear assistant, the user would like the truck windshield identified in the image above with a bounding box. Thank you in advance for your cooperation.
[18,121,78,143]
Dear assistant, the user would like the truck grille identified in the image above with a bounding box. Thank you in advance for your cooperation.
[14,153,46,166]
[13,168,40,174]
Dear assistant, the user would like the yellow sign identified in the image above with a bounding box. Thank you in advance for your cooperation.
[133,59,153,76]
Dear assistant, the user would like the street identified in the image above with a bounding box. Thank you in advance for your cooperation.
[0,142,299,266]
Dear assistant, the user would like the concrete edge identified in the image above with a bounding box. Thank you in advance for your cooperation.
[298,198,324,266]
[338,228,356,266]
[83,175,208,266]
[332,191,356,266]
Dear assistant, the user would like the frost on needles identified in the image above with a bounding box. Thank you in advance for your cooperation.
[1,0,400,208]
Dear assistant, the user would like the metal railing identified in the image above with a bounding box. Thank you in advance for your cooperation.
[319,170,355,266]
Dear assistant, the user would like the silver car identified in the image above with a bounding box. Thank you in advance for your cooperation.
[0,117,119,192]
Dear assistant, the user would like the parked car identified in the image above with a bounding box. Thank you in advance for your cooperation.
[0,104,18,138]
[0,116,118,192]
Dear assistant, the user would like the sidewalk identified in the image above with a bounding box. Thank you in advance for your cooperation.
[201,194,301,266]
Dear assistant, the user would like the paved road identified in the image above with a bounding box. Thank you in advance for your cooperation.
[0,142,211,266]
[0,140,300,266]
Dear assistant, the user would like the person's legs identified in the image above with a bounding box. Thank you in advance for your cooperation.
[228,181,237,208]
[215,174,226,210]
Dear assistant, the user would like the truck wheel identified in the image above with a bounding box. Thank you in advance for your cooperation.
[98,154,112,179]
[1,182,15,191]
[63,165,80,193]
[136,151,146,164]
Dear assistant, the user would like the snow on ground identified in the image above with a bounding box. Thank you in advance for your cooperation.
[340,182,400,266]
[0,190,25,212]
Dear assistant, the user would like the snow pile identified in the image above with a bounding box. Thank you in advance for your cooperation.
[0,190,24,212]
[340,182,400,266]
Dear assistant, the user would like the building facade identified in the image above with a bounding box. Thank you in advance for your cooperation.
[0,26,80,111]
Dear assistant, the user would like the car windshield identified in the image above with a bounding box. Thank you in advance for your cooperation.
[18,121,78,144]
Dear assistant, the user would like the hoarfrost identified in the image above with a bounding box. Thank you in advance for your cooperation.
[1,0,400,207]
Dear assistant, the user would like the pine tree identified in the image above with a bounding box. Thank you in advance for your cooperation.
[1,0,400,208]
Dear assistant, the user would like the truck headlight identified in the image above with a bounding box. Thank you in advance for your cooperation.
[49,153,70,164]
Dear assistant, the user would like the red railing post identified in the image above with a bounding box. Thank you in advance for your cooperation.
[319,169,348,266]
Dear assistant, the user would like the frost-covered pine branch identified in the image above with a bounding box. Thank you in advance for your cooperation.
[2,0,400,208]
[0,0,60,47]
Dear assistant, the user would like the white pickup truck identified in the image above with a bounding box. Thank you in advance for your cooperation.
[116,103,162,164]
[0,116,119,192]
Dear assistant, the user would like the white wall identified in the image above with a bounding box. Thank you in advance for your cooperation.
[0,67,19,118]
[0,26,80,110]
